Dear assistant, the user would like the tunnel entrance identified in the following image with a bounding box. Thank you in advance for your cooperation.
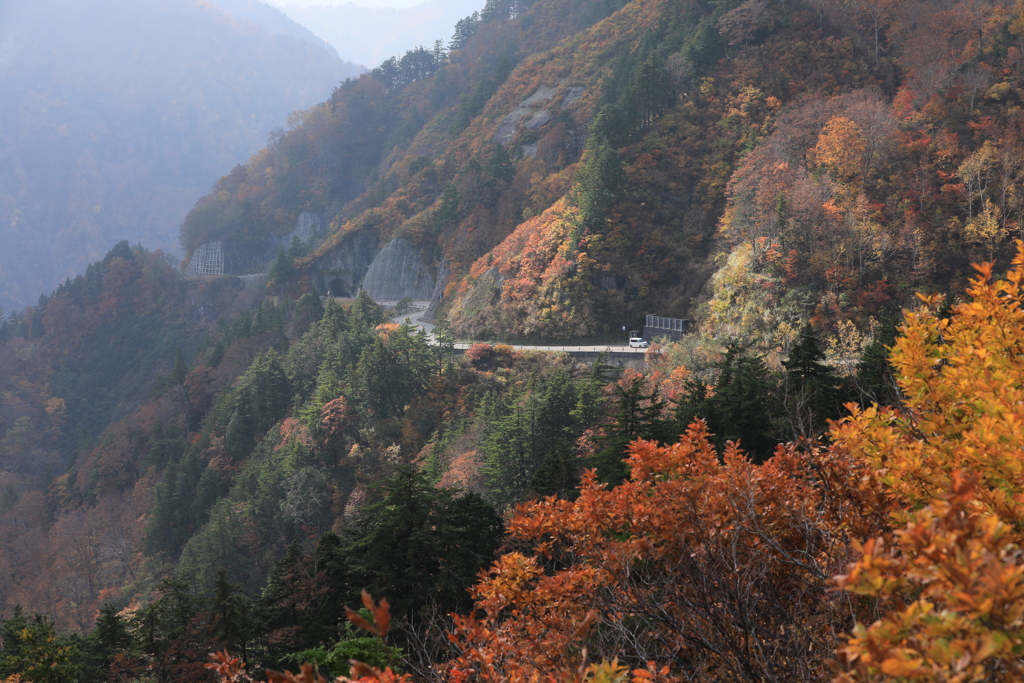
[327,277,349,297]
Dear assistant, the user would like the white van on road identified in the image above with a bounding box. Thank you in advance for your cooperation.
[629,337,649,348]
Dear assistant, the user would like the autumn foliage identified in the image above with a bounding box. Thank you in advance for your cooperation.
[831,243,1024,682]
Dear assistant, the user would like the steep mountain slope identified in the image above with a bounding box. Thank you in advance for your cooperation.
[6,0,1024,666]
[211,0,345,58]
[0,0,360,312]
[184,0,1024,348]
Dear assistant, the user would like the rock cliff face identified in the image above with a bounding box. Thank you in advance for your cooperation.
[361,238,435,300]
[308,230,380,298]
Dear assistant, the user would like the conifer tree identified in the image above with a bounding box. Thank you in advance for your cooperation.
[781,324,843,440]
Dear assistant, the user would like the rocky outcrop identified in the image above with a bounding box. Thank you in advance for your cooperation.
[493,85,560,145]
[492,83,587,151]
[423,257,451,321]
[361,238,435,300]
[309,230,380,298]
[283,212,322,248]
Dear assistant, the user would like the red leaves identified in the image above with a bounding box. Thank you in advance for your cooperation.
[447,420,867,681]
[209,593,411,683]
[345,591,391,639]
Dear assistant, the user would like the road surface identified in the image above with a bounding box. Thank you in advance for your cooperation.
[391,305,647,355]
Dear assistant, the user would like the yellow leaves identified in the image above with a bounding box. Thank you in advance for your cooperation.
[832,243,1024,682]
[812,116,867,181]
[879,652,925,677]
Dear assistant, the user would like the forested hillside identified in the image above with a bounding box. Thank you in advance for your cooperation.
[4,0,1024,680]
[0,0,359,312]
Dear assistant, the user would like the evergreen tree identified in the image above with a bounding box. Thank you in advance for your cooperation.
[210,569,252,660]
[349,289,385,331]
[344,466,503,620]
[781,325,844,441]
[81,604,131,681]
[590,375,669,485]
[854,312,901,407]
[569,119,625,248]
[674,344,778,462]
[292,292,325,337]
[267,248,294,286]
[449,12,480,50]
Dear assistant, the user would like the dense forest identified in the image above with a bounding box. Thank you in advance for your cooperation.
[4,0,1024,680]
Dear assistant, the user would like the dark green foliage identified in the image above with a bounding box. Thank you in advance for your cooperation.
[292,293,325,338]
[131,575,214,682]
[529,442,582,500]
[80,604,133,682]
[287,616,405,679]
[0,607,84,682]
[450,11,481,50]
[353,324,433,420]
[144,449,219,557]
[142,425,185,471]
[349,290,386,331]
[370,45,446,91]
[781,325,845,441]
[345,466,504,620]
[591,374,669,484]
[854,312,901,408]
[675,343,778,463]
[480,370,578,507]
[569,125,625,246]
[210,569,253,660]
[268,248,295,286]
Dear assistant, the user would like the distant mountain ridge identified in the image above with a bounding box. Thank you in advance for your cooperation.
[0,0,360,312]
[275,0,485,66]
[210,0,348,59]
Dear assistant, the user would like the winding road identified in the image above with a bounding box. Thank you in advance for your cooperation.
[390,303,648,355]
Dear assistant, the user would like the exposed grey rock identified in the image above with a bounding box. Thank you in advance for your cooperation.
[361,238,435,300]
[423,256,450,322]
[283,212,322,247]
[520,143,539,159]
[524,109,554,130]
[429,256,450,302]
[493,85,561,145]
[309,230,380,298]
[562,86,586,106]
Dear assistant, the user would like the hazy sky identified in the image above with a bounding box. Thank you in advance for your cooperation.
[269,0,437,9]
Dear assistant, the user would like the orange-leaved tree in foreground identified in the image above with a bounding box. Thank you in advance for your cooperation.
[446,420,886,683]
[832,242,1024,682]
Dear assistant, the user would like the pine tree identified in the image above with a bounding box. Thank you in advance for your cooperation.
[854,312,900,407]
[591,375,669,485]
[210,569,252,660]
[781,325,843,441]
[702,342,777,462]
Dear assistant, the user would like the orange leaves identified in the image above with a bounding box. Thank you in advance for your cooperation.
[812,116,868,181]
[345,591,391,639]
[831,243,1024,682]
[448,420,866,681]
[830,241,1024,527]
[834,475,1024,683]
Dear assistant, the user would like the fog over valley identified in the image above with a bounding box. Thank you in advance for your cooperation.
[0,0,359,311]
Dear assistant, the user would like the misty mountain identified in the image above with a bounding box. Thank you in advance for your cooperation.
[210,0,343,58]
[275,0,485,67]
[0,0,361,312]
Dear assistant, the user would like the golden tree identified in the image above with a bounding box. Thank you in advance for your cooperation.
[832,242,1024,682]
